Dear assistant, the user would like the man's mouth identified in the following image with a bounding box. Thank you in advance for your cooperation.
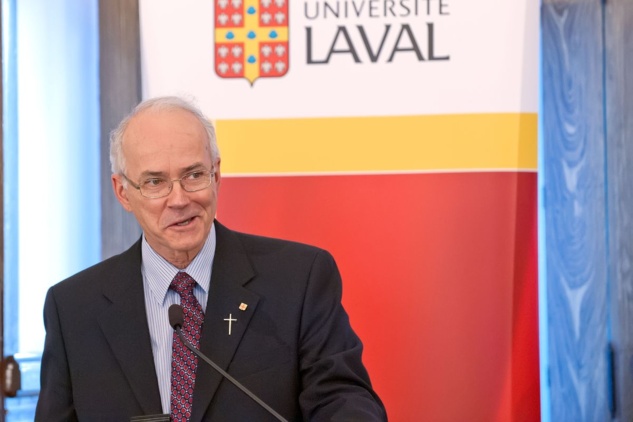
[175,217,193,227]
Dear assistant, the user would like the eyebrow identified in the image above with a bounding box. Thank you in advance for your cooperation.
[182,162,208,173]
[138,163,209,179]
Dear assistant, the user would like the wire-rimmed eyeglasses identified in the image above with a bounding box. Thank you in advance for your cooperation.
[121,168,215,199]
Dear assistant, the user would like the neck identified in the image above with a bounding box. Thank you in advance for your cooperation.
[165,249,200,269]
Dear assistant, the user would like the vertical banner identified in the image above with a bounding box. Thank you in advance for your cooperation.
[140,1,539,420]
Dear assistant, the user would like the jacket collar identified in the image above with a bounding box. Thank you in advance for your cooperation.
[97,238,164,415]
[191,221,261,421]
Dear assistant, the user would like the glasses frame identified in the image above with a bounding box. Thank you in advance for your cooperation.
[121,167,216,199]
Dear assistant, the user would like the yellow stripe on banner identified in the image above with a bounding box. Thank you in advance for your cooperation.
[215,113,537,174]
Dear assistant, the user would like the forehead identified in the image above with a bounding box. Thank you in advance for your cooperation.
[122,108,212,172]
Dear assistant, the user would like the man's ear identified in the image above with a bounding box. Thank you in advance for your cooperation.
[214,158,222,189]
[112,174,133,212]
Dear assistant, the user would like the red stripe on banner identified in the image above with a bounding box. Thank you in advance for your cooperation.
[216,172,539,421]
[509,174,540,422]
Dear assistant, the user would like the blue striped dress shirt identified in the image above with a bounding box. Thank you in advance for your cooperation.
[141,223,216,414]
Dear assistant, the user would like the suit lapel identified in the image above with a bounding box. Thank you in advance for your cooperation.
[97,240,163,416]
[191,222,261,421]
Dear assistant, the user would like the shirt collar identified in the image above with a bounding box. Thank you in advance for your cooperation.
[141,223,216,305]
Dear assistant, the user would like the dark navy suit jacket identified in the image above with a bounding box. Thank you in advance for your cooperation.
[35,221,386,421]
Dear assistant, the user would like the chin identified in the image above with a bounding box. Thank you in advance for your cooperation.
[173,238,205,254]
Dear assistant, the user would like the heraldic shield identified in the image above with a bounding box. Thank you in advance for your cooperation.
[214,0,289,84]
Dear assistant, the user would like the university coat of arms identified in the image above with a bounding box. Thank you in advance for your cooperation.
[214,0,289,84]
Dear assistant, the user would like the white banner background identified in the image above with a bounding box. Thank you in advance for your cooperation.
[140,0,538,119]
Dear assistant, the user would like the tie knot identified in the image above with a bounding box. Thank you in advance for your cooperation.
[170,272,196,297]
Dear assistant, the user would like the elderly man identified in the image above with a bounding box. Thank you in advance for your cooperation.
[35,96,387,421]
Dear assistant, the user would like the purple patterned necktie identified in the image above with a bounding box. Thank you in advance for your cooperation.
[170,272,204,421]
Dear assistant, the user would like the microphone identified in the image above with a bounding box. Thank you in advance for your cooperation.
[168,305,185,329]
[168,304,288,422]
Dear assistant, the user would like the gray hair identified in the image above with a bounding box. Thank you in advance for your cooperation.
[109,96,220,175]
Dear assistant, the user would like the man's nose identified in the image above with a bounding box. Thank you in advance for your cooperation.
[166,180,190,205]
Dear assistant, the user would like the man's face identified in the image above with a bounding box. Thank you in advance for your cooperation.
[112,108,220,268]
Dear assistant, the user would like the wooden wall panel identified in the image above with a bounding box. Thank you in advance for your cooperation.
[605,1,633,420]
[99,0,142,259]
[541,0,610,420]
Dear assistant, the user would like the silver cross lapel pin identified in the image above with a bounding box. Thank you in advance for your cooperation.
[224,314,237,335]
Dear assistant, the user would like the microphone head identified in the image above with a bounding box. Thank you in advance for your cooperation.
[168,304,184,329]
